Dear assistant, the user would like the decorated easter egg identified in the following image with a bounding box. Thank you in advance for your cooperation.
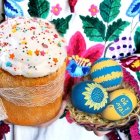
[101,89,137,121]
[90,58,123,91]
[71,81,109,114]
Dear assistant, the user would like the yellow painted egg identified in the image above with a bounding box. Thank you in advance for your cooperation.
[101,89,137,121]
[90,58,123,91]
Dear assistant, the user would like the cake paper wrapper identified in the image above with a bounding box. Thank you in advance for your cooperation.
[0,73,64,121]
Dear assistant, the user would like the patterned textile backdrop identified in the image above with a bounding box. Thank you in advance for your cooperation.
[2,0,140,139]
[4,0,140,81]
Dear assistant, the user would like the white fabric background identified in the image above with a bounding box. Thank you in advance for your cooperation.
[6,118,109,140]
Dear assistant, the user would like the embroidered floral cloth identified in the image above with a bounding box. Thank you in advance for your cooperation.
[4,0,140,60]
[4,0,140,62]
[3,0,140,139]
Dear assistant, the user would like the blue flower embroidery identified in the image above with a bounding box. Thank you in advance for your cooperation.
[4,0,23,18]
[126,0,140,17]
[67,56,91,77]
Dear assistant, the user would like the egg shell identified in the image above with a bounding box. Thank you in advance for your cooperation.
[71,81,109,114]
[90,58,123,91]
[101,89,137,121]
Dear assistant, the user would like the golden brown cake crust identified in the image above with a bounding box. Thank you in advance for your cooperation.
[0,63,66,126]
[3,96,62,126]
[0,63,66,88]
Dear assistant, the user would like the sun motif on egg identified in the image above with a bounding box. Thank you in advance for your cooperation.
[82,83,108,110]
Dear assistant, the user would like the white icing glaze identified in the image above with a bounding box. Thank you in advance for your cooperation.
[0,17,67,78]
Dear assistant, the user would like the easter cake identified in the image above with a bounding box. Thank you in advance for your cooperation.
[0,17,67,126]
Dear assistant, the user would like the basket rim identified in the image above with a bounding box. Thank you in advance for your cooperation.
[66,68,140,131]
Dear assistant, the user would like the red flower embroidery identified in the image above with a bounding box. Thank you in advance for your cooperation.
[0,121,10,140]
[67,31,105,63]
[68,0,78,13]
[130,121,140,140]
[120,55,140,72]
[64,31,105,97]
[65,111,74,123]
[123,67,140,95]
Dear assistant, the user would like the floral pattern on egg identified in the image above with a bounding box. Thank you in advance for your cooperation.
[71,81,109,114]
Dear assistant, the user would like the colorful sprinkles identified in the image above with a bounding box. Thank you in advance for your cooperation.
[0,17,66,77]
[6,61,12,67]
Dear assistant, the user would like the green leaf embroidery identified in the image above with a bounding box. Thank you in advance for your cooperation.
[134,26,140,53]
[51,15,72,36]
[136,72,140,82]
[105,18,130,41]
[80,15,106,42]
[100,0,121,23]
[28,0,50,19]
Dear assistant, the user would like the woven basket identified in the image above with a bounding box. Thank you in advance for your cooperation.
[66,68,140,131]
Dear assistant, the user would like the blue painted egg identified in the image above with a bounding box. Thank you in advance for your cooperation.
[90,58,123,91]
[71,81,109,114]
